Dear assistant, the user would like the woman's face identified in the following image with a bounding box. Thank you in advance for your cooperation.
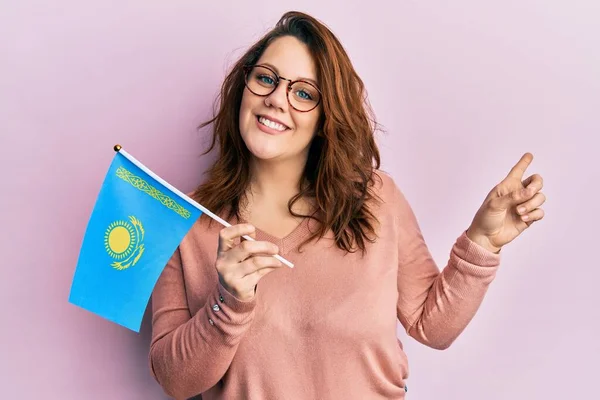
[238,36,322,165]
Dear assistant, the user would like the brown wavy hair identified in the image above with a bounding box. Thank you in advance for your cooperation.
[192,11,383,254]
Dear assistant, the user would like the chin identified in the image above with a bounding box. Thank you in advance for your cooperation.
[241,135,282,160]
[240,125,281,158]
[247,144,285,161]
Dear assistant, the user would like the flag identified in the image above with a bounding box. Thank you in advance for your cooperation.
[69,147,202,332]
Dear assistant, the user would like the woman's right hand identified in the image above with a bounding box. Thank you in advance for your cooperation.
[216,224,284,302]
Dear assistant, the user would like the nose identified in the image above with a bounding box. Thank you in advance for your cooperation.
[265,79,290,111]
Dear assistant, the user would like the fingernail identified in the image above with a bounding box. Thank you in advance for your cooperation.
[522,215,529,221]
[518,206,526,214]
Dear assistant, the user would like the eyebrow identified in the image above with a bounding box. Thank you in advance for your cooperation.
[261,62,319,87]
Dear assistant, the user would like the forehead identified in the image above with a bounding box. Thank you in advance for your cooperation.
[257,36,317,82]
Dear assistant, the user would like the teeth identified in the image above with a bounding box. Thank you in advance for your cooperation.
[259,116,287,131]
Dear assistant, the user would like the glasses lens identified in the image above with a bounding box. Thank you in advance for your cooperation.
[289,81,320,112]
[245,65,321,112]
[245,66,278,96]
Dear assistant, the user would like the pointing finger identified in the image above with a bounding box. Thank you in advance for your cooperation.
[218,224,256,255]
[506,152,534,180]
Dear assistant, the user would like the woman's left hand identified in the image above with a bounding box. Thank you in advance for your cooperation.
[466,152,546,253]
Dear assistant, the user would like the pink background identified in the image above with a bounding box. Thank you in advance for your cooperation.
[2,1,598,399]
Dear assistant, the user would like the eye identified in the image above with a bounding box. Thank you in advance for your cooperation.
[257,74,275,86]
[295,89,313,100]
[291,82,318,103]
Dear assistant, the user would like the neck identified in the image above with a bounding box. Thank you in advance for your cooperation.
[248,156,306,201]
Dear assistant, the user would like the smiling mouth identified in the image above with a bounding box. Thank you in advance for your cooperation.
[257,116,290,131]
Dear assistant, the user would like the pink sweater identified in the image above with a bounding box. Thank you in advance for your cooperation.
[149,171,501,399]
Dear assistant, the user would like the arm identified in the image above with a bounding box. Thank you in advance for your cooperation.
[394,187,501,350]
[149,247,256,399]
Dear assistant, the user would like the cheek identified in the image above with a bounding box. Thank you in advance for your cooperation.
[239,89,259,123]
[239,91,251,123]
[294,112,321,137]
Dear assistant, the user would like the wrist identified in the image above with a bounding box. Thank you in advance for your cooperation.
[218,279,256,303]
[466,228,502,254]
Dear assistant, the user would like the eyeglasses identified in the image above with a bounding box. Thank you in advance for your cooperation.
[243,64,322,112]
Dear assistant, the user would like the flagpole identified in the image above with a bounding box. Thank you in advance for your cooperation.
[113,145,294,268]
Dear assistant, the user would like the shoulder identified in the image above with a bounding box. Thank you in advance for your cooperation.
[372,169,405,205]
[370,169,415,222]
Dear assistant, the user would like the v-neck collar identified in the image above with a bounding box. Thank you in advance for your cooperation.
[236,215,316,256]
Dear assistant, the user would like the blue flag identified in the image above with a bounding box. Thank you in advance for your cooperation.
[69,148,202,332]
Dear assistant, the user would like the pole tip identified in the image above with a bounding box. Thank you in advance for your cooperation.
[114,144,122,152]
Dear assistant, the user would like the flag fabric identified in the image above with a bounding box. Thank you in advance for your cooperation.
[69,149,202,332]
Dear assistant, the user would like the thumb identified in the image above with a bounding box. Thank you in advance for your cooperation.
[493,186,535,210]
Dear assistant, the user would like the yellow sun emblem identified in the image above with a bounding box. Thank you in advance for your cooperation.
[104,216,145,270]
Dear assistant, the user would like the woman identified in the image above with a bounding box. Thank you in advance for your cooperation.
[149,11,545,400]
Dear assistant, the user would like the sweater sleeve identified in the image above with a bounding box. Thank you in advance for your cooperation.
[149,247,257,400]
[393,184,501,350]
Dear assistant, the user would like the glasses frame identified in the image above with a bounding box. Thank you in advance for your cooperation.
[243,64,322,113]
